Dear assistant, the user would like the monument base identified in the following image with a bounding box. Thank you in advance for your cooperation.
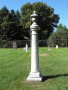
[27,72,43,81]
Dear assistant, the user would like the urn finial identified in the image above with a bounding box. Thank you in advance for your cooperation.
[31,11,38,18]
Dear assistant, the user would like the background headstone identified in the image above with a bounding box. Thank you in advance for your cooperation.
[13,41,17,49]
[56,45,58,49]
[23,43,29,51]
[48,46,51,51]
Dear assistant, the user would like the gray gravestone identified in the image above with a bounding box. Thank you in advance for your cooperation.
[13,41,17,49]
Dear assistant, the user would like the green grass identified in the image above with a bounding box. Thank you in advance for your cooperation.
[0,48,68,90]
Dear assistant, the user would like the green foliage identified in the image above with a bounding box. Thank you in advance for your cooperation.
[47,24,68,47]
[0,2,60,42]
[47,33,57,47]
[0,7,23,41]
[0,35,8,47]
[21,2,59,39]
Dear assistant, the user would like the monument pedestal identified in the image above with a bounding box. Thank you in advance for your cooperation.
[27,72,42,81]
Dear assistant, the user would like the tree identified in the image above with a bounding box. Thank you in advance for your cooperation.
[6,9,21,40]
[21,2,59,40]
[0,7,9,47]
[0,7,23,41]
[0,7,9,39]
[47,24,68,47]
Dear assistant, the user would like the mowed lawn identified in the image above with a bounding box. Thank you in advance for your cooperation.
[0,48,68,90]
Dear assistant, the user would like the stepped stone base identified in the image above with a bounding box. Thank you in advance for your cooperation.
[27,72,42,81]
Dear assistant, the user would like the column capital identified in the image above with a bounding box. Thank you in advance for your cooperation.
[30,11,39,31]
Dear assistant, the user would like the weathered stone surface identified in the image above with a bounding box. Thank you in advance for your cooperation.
[27,11,43,81]
[13,41,17,49]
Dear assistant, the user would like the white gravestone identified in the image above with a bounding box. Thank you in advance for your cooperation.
[48,46,51,51]
[25,43,28,51]
[27,11,43,81]
[23,43,28,51]
[56,45,58,49]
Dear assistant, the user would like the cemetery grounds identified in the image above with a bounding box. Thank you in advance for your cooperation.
[0,47,68,90]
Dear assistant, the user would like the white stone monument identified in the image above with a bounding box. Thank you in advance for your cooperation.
[48,46,51,51]
[23,43,29,51]
[56,45,58,49]
[27,11,42,81]
[25,43,28,51]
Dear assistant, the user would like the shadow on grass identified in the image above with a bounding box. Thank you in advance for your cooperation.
[42,74,68,82]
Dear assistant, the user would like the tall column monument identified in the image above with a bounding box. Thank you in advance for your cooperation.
[27,11,42,81]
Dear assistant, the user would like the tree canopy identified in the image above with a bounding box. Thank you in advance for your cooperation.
[0,2,60,43]
[21,2,60,39]
[47,24,68,47]
[0,6,23,41]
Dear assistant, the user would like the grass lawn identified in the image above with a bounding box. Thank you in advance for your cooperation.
[0,47,68,90]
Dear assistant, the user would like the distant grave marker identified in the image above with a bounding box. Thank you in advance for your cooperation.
[56,45,58,49]
[25,43,28,51]
[23,43,29,51]
[48,46,51,51]
[13,41,17,49]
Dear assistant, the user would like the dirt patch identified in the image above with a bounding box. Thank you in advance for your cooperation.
[39,53,48,57]
[29,53,48,57]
